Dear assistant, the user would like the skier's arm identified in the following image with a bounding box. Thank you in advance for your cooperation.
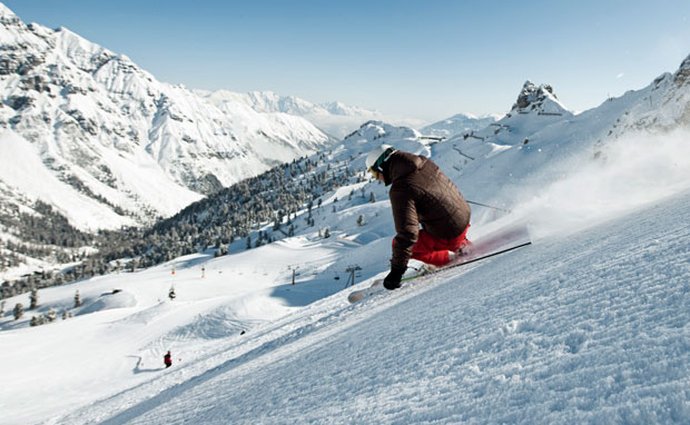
[389,188,419,270]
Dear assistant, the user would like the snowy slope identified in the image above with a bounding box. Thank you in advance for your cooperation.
[0,129,150,230]
[55,187,690,425]
[1,128,689,424]
[2,90,690,423]
[420,112,499,139]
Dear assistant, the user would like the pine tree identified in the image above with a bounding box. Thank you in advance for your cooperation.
[46,308,57,322]
[215,245,227,257]
[29,287,38,310]
[74,290,82,308]
[13,303,24,320]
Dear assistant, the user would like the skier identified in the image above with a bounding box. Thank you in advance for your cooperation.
[365,145,471,290]
[163,350,173,368]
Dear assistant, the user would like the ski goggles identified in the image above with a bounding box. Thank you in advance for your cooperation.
[368,147,396,177]
[367,167,381,179]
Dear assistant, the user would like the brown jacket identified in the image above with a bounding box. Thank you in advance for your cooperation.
[383,151,470,269]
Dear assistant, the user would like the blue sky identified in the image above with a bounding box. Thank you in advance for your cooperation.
[5,0,690,122]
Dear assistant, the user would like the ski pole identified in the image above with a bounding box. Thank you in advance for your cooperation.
[466,200,512,213]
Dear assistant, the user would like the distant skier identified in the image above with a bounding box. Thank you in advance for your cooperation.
[164,351,173,368]
[365,145,471,290]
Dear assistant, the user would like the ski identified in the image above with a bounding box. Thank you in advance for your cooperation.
[348,225,532,304]
[430,239,531,272]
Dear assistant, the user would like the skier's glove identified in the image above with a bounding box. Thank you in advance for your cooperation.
[383,265,406,290]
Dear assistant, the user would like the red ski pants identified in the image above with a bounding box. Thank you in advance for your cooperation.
[393,225,470,267]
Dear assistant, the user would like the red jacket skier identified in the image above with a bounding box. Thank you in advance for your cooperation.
[365,145,471,290]
[164,351,172,368]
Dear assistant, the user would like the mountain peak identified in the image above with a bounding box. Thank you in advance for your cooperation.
[673,53,690,86]
[53,25,115,67]
[0,2,18,20]
[0,2,25,32]
[511,80,570,115]
[513,81,555,109]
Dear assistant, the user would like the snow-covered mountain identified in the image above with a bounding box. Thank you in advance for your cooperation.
[510,80,570,114]
[196,89,391,139]
[0,3,335,232]
[418,81,570,140]
[433,66,690,218]
[420,112,499,139]
[3,51,690,424]
[223,90,377,118]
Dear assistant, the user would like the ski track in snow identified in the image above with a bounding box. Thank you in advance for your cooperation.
[51,190,690,425]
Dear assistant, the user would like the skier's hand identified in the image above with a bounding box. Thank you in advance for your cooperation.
[383,265,406,290]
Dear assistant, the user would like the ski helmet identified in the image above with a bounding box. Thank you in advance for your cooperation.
[365,144,396,173]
